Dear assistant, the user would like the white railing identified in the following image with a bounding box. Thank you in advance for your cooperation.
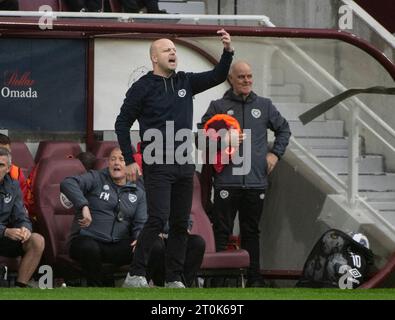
[0,11,271,26]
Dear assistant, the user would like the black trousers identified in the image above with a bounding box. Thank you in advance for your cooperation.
[0,237,24,257]
[120,0,159,13]
[69,235,134,286]
[212,188,265,280]
[147,234,205,287]
[65,0,110,12]
[130,163,194,283]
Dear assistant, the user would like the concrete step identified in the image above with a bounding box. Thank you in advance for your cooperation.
[311,148,349,157]
[275,102,323,121]
[290,120,344,138]
[359,191,395,201]
[368,202,395,211]
[318,155,384,174]
[296,137,350,149]
[339,173,395,192]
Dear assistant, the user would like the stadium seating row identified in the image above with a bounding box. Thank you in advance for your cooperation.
[10,140,119,177]
[3,140,250,287]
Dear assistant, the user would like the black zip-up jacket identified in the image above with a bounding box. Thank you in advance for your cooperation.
[115,49,234,165]
[199,89,291,189]
[0,174,32,238]
[60,168,147,243]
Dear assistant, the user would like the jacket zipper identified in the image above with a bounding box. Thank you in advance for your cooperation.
[242,100,246,188]
[110,186,121,242]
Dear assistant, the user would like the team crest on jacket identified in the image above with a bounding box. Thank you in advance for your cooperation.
[103,185,110,191]
[129,194,137,203]
[220,190,229,199]
[227,109,234,116]
[178,89,186,97]
[3,194,12,204]
[251,109,261,118]
[59,193,73,209]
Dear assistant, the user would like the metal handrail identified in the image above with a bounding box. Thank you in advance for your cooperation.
[0,11,270,25]
[341,0,395,49]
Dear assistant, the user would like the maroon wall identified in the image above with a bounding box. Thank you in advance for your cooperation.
[356,0,395,33]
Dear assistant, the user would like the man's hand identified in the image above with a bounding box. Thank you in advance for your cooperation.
[266,152,279,174]
[125,163,142,182]
[20,226,31,243]
[217,29,233,52]
[130,239,137,253]
[4,228,25,241]
[79,206,92,228]
[225,128,245,148]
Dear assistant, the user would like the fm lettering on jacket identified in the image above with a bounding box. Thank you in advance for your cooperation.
[99,192,110,201]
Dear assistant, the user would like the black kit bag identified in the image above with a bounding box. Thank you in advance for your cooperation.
[296,229,374,289]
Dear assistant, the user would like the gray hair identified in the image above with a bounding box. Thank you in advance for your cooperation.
[0,147,12,166]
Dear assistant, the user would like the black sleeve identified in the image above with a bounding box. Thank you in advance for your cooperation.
[11,187,32,232]
[115,81,146,166]
[267,100,292,159]
[187,49,233,96]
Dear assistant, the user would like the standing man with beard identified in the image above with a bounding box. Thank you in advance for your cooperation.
[115,29,234,288]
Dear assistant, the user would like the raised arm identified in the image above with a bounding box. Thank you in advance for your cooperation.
[188,29,234,95]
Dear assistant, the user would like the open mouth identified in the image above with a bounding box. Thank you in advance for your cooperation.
[169,58,176,64]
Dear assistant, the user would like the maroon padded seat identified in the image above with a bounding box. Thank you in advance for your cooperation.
[34,141,82,163]
[89,141,119,159]
[18,0,60,11]
[38,183,77,267]
[94,158,108,170]
[10,142,35,176]
[33,158,86,269]
[33,158,86,217]
[190,174,249,285]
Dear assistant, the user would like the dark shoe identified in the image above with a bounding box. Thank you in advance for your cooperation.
[246,278,267,288]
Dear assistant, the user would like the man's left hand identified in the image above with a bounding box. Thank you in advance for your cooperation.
[217,29,233,52]
[266,152,279,174]
[20,226,31,243]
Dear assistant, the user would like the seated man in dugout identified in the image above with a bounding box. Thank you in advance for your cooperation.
[0,134,29,211]
[60,147,148,287]
[0,147,45,288]
[61,146,206,287]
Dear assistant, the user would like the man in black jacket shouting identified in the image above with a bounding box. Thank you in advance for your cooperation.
[115,29,233,288]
